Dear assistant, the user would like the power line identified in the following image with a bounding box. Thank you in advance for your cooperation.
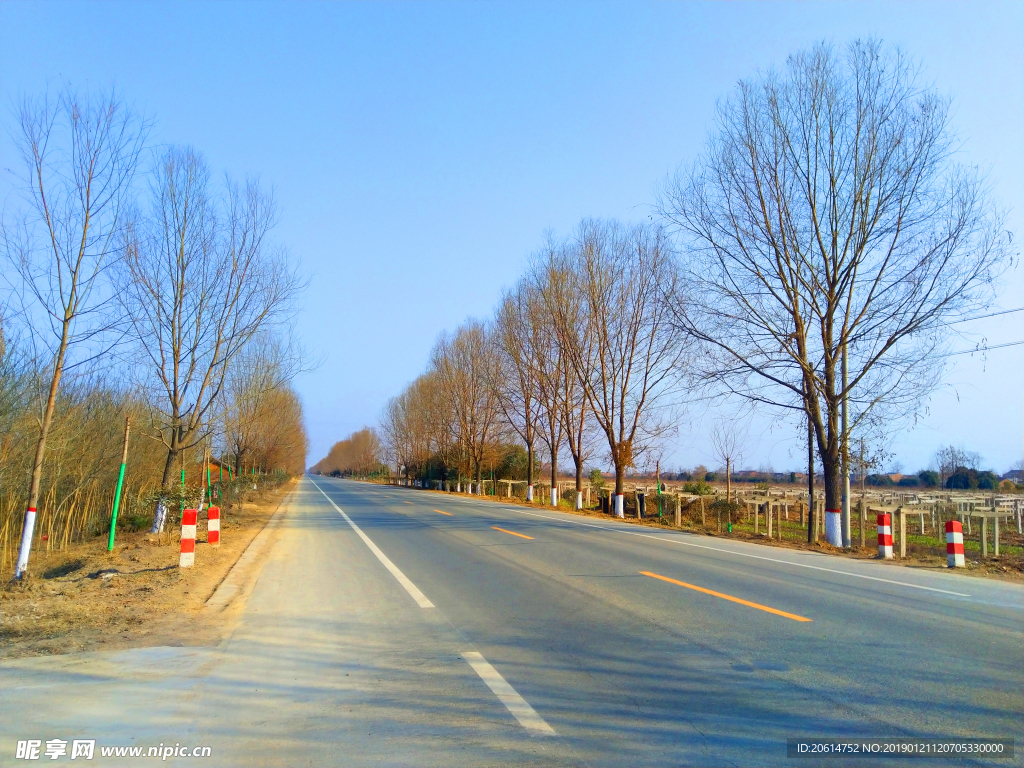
[947,339,1024,356]
[946,306,1024,324]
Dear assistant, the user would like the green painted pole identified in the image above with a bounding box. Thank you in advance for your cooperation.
[656,461,663,518]
[107,417,131,551]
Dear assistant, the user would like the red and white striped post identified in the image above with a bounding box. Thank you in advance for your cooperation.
[179,508,197,568]
[946,520,965,568]
[877,513,893,559]
[207,506,220,547]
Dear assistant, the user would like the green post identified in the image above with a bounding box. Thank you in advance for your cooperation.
[180,467,185,515]
[107,417,131,551]
[656,461,663,518]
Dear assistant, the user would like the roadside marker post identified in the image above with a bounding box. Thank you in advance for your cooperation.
[945,520,965,568]
[107,417,131,552]
[207,506,220,547]
[877,513,893,559]
[179,508,198,567]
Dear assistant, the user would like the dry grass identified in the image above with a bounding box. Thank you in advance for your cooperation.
[1,478,298,659]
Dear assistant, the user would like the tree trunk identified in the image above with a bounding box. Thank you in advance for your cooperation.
[526,441,534,501]
[613,460,625,518]
[816,411,843,546]
[151,441,180,534]
[549,452,558,506]
[13,333,68,579]
[807,415,815,544]
[574,458,584,510]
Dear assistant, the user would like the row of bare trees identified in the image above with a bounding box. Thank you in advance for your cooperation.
[377,39,1011,543]
[311,428,385,477]
[379,220,684,516]
[1,87,308,578]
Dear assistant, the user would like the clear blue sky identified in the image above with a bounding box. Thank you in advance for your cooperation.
[3,1,1021,475]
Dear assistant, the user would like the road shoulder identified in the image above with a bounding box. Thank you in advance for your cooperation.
[1,479,298,659]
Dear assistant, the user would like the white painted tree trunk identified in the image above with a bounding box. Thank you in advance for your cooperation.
[527,484,534,502]
[551,487,558,506]
[614,494,625,518]
[825,510,843,546]
[152,497,169,534]
[13,510,37,578]
[576,491,583,510]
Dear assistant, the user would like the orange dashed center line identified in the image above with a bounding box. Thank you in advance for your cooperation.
[435,509,453,516]
[492,526,533,540]
[640,571,812,622]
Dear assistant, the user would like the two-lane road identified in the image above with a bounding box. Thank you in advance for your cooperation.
[2,476,1020,766]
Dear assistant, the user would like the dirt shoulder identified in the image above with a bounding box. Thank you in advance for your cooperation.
[375,481,1023,583]
[1,478,297,659]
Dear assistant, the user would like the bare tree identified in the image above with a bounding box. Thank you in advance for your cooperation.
[224,332,309,476]
[121,147,301,531]
[4,88,147,578]
[313,428,382,477]
[534,247,594,509]
[660,40,1010,546]
[710,418,746,504]
[552,220,684,517]
[492,286,540,501]
[432,321,502,493]
[528,279,566,507]
[379,372,451,482]
[933,445,982,486]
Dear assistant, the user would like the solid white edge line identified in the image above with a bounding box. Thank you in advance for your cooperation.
[462,651,555,735]
[309,478,434,608]
[507,509,973,598]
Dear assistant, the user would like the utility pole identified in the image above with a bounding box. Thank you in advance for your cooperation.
[107,417,131,551]
[859,439,867,548]
[807,413,815,543]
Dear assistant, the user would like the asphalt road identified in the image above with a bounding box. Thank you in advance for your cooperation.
[2,476,1021,767]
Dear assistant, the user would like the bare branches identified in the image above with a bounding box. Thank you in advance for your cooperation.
[223,332,312,475]
[492,285,541,491]
[120,147,303,495]
[313,428,383,477]
[3,87,148,578]
[659,38,1010,524]
[431,321,502,490]
[549,220,685,504]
